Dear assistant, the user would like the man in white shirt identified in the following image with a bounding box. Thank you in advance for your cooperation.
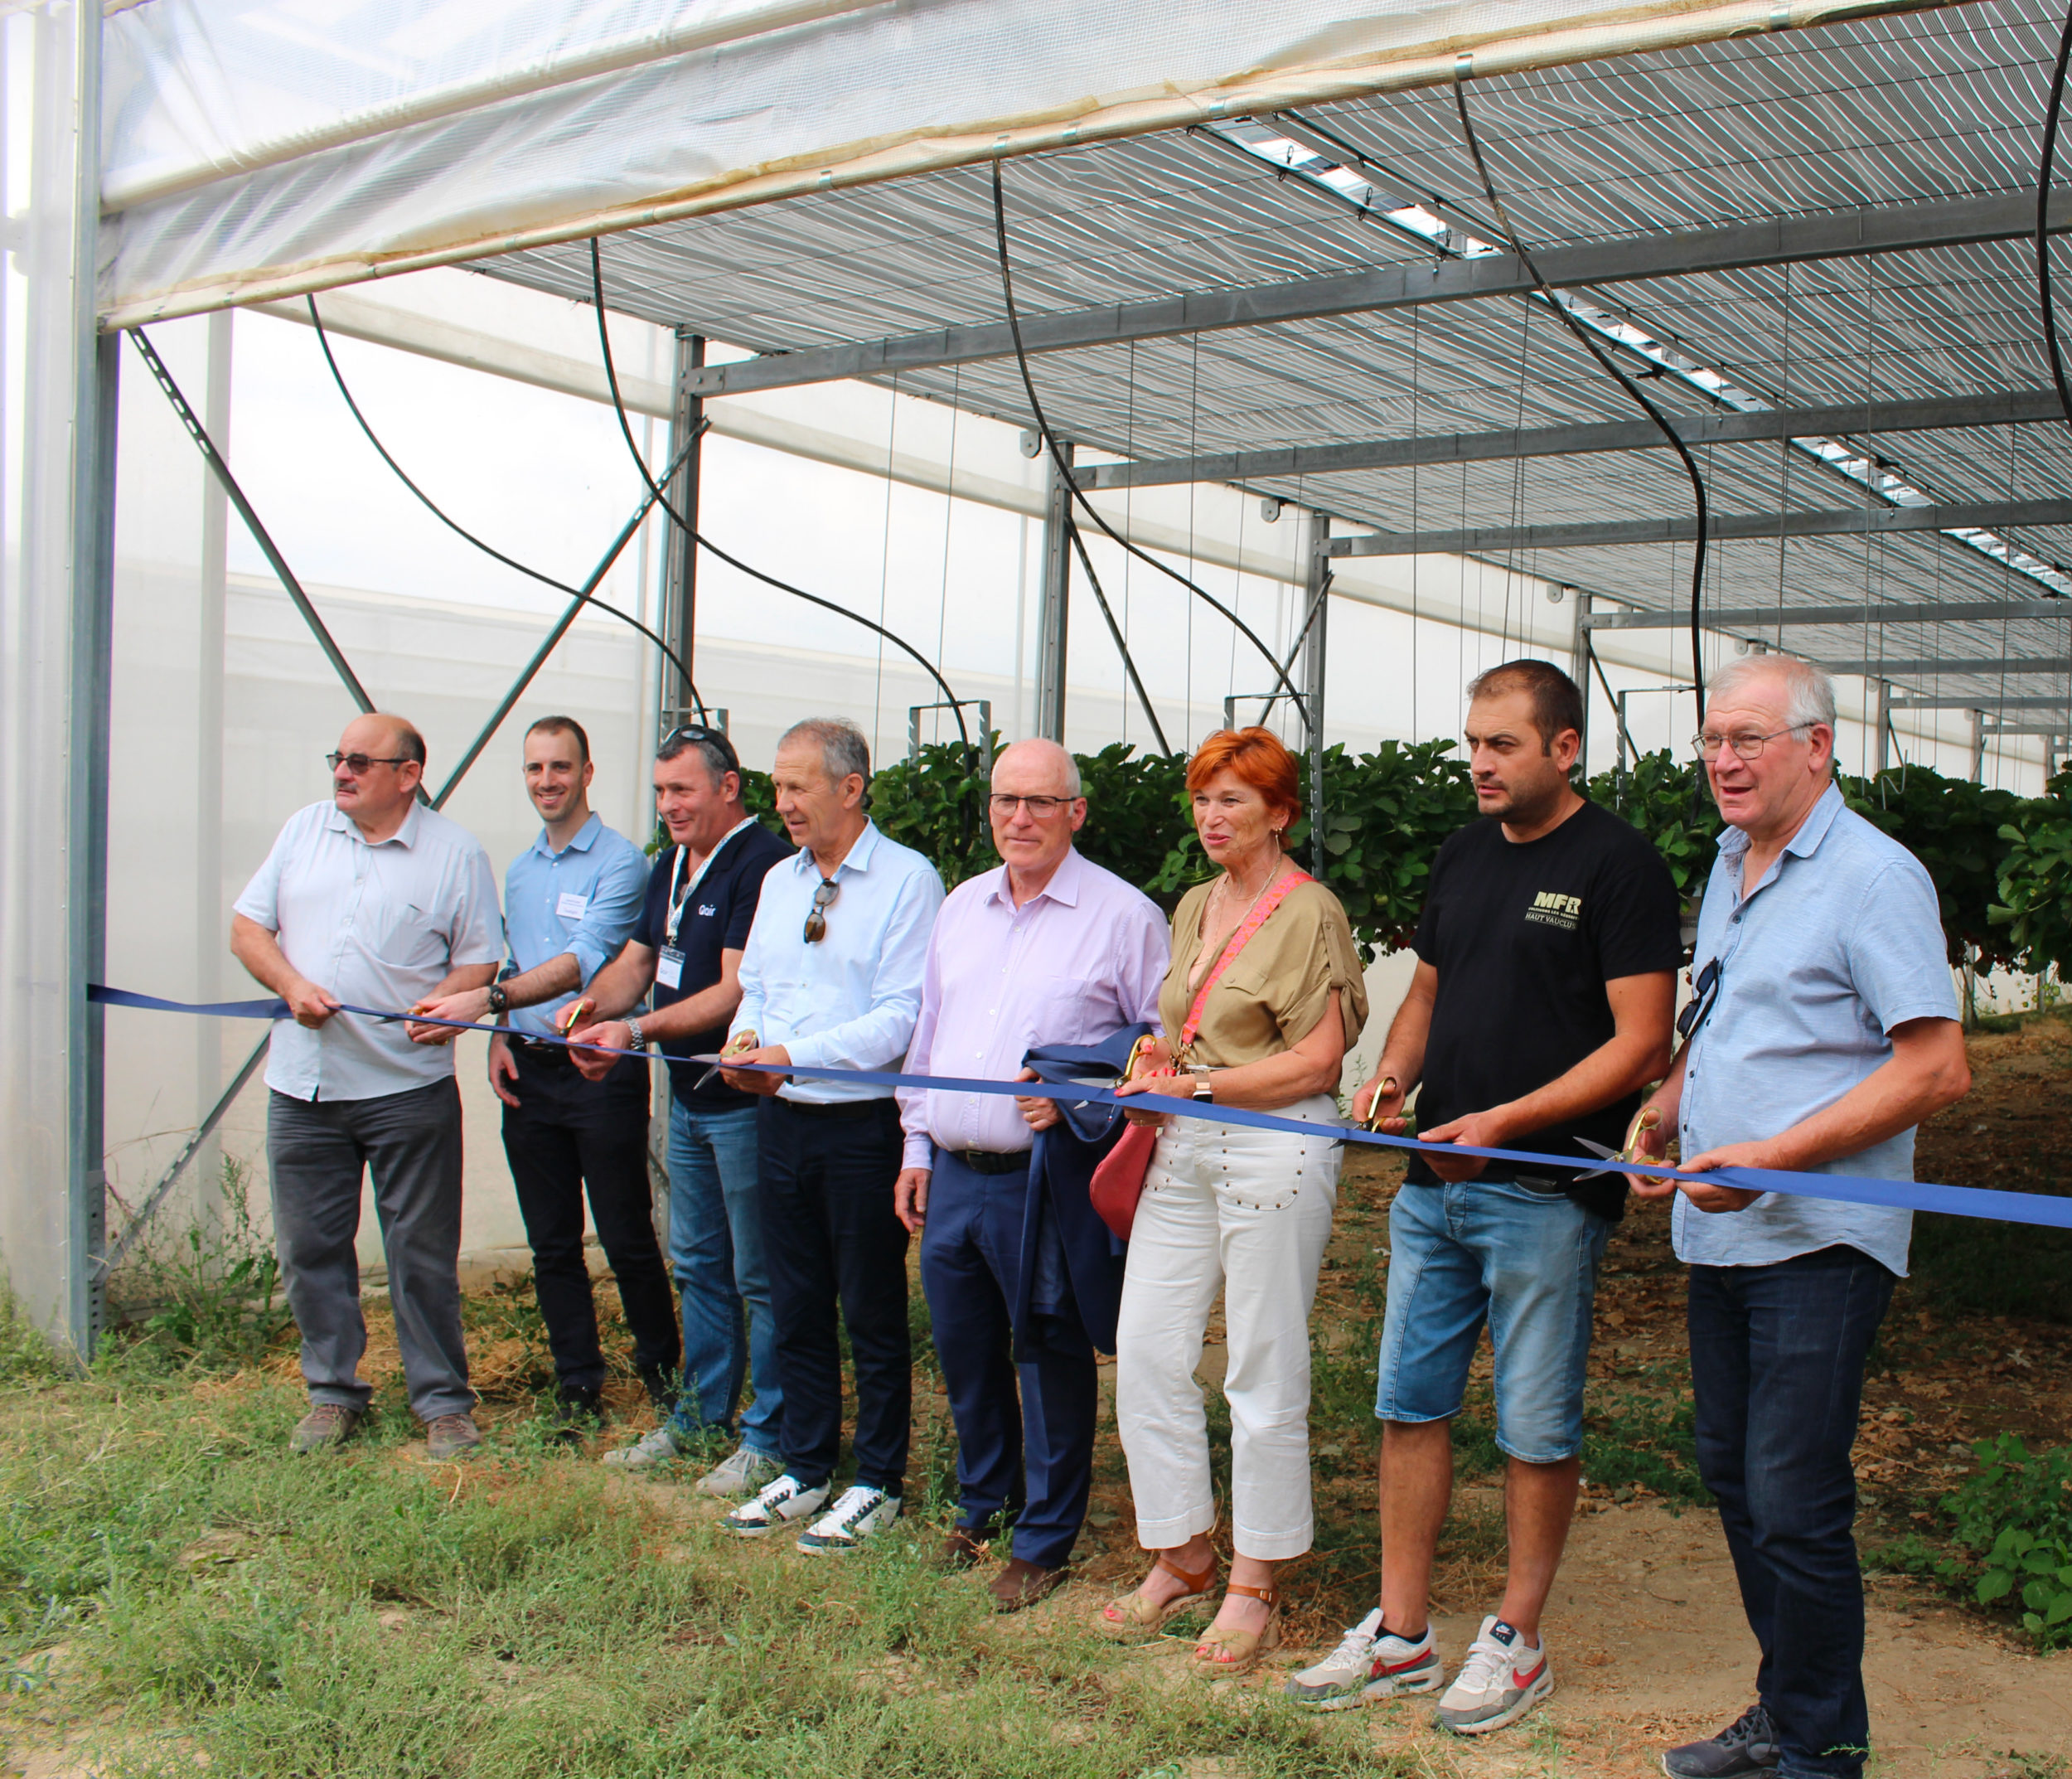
[717,718,945,1554]
[231,712,502,1461]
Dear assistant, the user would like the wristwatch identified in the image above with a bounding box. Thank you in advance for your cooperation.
[486,982,509,1017]
[1190,1068,1214,1101]
[624,1016,647,1051]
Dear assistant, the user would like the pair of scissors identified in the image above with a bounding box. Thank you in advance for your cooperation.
[695,1030,758,1091]
[1573,1108,1663,1180]
[1362,1075,1410,1133]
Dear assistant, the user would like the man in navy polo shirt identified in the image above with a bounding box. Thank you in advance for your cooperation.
[570,723,792,1495]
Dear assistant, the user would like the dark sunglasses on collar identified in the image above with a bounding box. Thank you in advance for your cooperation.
[1677,957,1721,1042]
[803,878,840,944]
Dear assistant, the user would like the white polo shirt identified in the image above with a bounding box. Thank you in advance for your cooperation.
[235,799,505,1103]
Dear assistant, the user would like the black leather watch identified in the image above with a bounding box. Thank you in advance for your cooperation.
[487,982,510,1016]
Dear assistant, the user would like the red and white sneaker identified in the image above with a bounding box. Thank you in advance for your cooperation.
[1285,1608,1442,1710]
[1435,1615,1553,1734]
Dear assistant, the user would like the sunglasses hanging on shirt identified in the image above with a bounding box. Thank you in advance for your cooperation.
[803,878,840,944]
[1677,957,1722,1042]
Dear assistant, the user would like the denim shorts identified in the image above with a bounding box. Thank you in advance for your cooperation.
[1374,1178,1610,1463]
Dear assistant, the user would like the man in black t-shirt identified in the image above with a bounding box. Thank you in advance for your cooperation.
[1289,662,1678,1737]
[566,725,792,1495]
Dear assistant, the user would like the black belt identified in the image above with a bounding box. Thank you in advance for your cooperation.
[774,1096,893,1121]
[951,1148,1030,1175]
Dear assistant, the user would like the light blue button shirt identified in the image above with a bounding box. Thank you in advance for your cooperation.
[1673,782,1959,1277]
[731,821,946,1103]
[501,811,648,1038]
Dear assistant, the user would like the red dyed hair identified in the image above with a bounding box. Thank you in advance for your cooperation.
[1186,727,1302,827]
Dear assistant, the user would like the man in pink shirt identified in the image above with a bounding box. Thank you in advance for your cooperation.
[895,739,1168,1610]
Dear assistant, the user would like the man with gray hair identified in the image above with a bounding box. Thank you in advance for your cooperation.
[716,718,946,1554]
[1625,653,1970,1779]
[893,739,1168,1607]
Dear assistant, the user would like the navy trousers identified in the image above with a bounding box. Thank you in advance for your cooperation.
[1688,1243,1896,1779]
[920,1148,1098,1569]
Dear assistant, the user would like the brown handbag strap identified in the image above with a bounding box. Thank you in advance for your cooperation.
[1178,870,1310,1051]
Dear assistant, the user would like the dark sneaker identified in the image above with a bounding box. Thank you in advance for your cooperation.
[550,1387,603,1447]
[1435,1615,1553,1735]
[1286,1608,1443,1710]
[1663,1703,1779,1777]
[638,1365,677,1412]
[795,1484,902,1554]
[425,1411,482,1461]
[290,1403,364,1453]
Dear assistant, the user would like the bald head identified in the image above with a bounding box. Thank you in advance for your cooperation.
[332,710,426,838]
[992,737,1081,798]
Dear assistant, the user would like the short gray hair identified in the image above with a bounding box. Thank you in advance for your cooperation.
[779,717,871,788]
[1708,653,1837,735]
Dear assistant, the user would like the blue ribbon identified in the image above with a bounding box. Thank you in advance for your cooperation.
[87,983,2072,1233]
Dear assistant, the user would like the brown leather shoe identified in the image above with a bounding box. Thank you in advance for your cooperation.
[938,1526,989,1571]
[425,1411,482,1461]
[290,1403,363,1453]
[990,1557,1068,1612]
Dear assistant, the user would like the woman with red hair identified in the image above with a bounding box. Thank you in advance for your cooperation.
[1102,727,1367,1670]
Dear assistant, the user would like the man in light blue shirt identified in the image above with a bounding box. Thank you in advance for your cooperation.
[718,717,945,1553]
[419,716,674,1431]
[1627,656,1969,1779]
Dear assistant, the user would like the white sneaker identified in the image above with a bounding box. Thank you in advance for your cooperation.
[794,1484,903,1555]
[696,1445,784,1499]
[724,1473,830,1537]
[601,1424,685,1471]
[1285,1608,1443,1710]
[1435,1615,1553,1735]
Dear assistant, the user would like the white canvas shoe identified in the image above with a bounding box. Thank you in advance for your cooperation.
[794,1484,903,1554]
[723,1473,830,1537]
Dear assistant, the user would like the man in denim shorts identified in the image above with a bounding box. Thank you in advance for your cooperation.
[1288,661,1680,1734]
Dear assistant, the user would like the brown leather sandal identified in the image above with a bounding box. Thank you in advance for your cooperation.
[1191,1581,1282,1674]
[1099,1549,1219,1639]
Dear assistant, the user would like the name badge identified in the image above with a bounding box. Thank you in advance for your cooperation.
[556,891,589,921]
[656,947,685,990]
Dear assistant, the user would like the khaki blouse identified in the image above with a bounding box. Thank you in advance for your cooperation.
[1157,876,1368,1069]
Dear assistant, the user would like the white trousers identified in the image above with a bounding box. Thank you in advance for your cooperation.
[1114,1098,1340,1561]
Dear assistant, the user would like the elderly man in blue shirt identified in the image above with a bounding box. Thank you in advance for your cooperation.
[1626,655,1970,1779]
[417,716,672,1432]
[716,717,945,1554]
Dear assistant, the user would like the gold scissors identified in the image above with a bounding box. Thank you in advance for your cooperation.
[1573,1107,1664,1180]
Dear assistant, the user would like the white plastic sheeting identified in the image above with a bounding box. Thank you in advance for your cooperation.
[98,0,1911,327]
[2,0,104,1351]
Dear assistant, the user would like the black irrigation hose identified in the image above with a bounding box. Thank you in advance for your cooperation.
[1452,75,1711,718]
[1064,519,1172,753]
[990,159,1314,730]
[306,296,709,723]
[2039,0,2072,434]
[586,239,984,856]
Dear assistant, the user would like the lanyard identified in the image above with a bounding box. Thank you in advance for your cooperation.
[665,817,754,946]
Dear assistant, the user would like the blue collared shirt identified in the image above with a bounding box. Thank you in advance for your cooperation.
[1674,782,1959,1277]
[501,811,648,1038]
[731,821,946,1103]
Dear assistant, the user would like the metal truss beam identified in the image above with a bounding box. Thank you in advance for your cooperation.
[1814,656,2072,677]
[1328,497,2072,560]
[679,191,2072,400]
[1890,695,2071,711]
[1586,599,2072,630]
[1976,720,2069,736]
[1083,391,2061,492]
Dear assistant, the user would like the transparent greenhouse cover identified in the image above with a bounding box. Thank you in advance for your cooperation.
[99,0,1838,327]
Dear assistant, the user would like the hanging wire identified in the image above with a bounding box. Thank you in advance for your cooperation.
[586,240,978,787]
[988,159,1311,725]
[1452,73,1711,716]
[306,297,708,721]
[2037,0,2072,434]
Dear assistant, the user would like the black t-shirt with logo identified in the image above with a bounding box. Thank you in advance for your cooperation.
[1405,798,1682,1218]
[632,821,793,1111]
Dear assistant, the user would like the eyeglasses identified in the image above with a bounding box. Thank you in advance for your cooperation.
[327,752,410,775]
[803,878,840,944]
[661,722,741,777]
[988,793,1076,817]
[1691,724,1812,762]
[1677,957,1721,1042]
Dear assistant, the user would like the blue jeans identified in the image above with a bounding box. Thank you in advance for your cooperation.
[1376,1179,1609,1461]
[1688,1244,1896,1778]
[666,1099,782,1456]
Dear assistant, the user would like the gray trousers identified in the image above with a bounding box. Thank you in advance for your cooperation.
[267,1079,474,1420]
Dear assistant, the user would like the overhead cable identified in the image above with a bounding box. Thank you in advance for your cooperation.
[989,159,1315,730]
[2038,0,2072,436]
[1451,73,1711,716]
[306,295,709,722]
